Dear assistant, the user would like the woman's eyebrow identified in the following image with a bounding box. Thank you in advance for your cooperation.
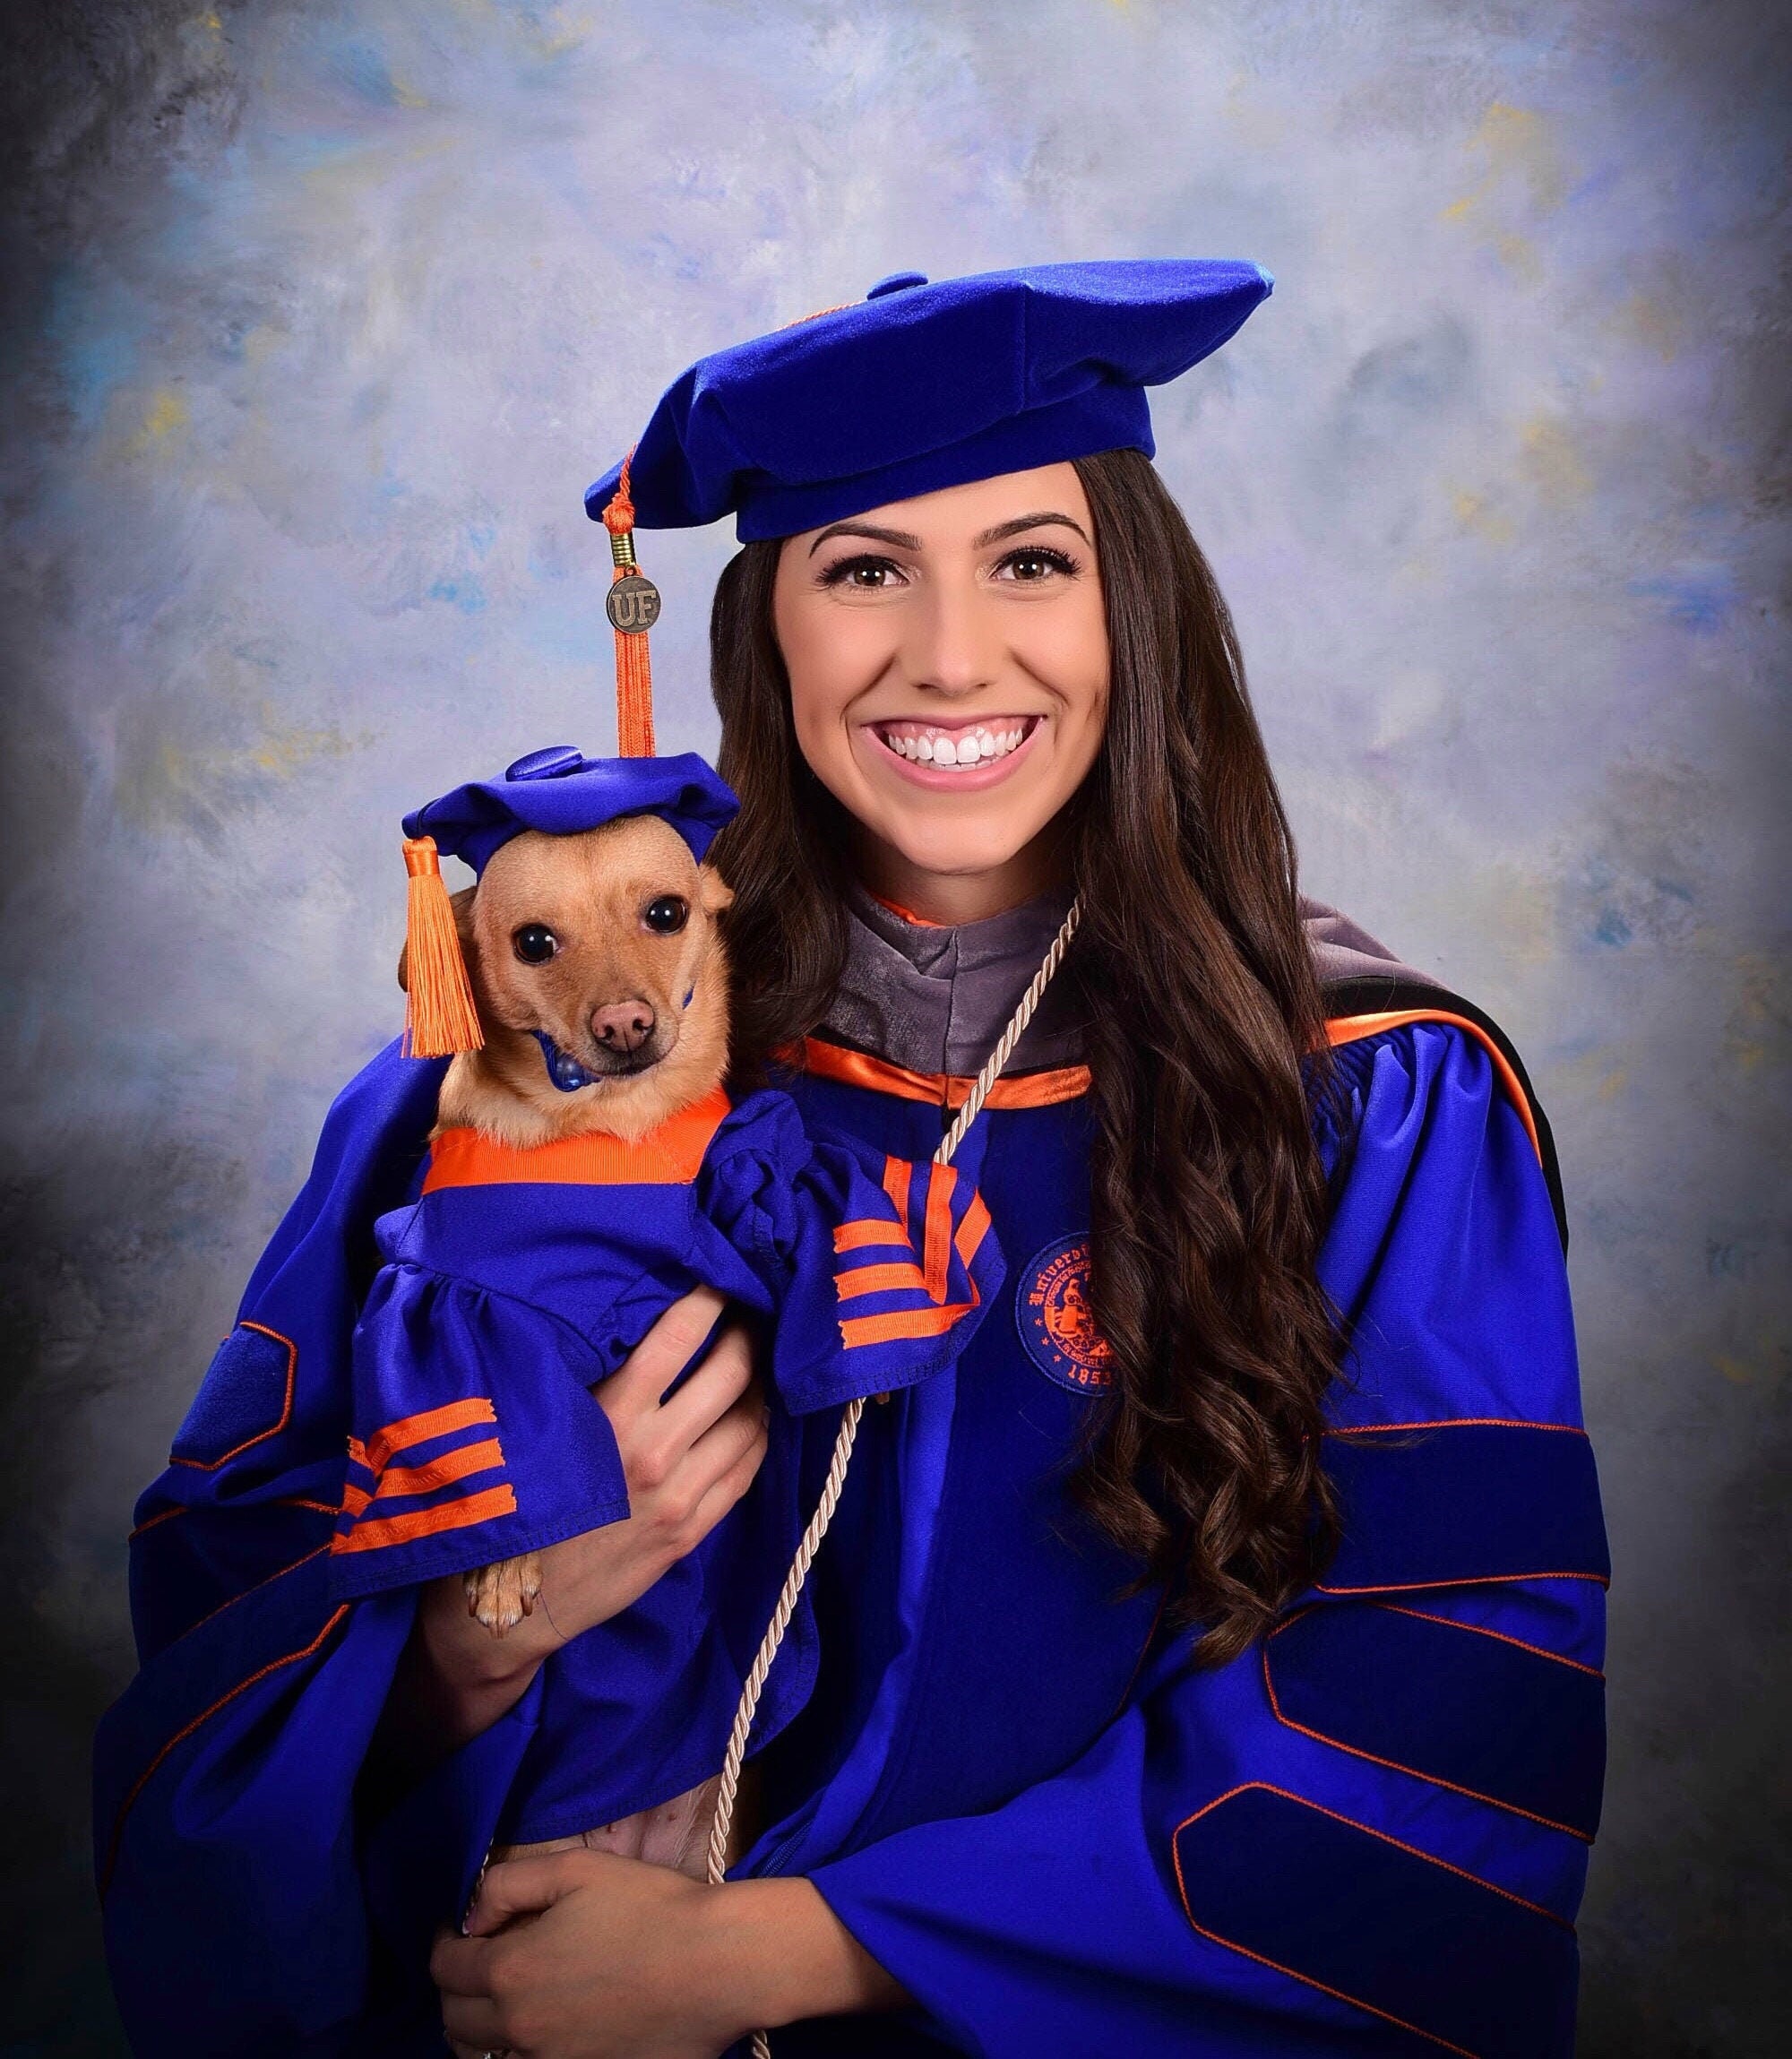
[973,512,1092,548]
[807,521,924,556]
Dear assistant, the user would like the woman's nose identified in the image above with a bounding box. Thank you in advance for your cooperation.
[901,575,1002,697]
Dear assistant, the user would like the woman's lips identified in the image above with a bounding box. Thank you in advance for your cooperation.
[865,715,1043,790]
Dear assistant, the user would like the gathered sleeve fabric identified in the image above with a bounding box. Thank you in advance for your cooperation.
[329,1259,632,1600]
[806,1023,1607,2058]
[695,1093,1007,1415]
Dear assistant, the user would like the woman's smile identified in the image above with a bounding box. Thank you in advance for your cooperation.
[862,711,1045,787]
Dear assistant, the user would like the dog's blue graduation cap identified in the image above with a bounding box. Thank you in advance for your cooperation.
[404,746,738,876]
[584,259,1272,542]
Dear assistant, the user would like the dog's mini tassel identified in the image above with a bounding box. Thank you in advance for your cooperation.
[601,451,659,758]
[401,836,484,1058]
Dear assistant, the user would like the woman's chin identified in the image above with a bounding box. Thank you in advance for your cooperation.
[870,820,1056,891]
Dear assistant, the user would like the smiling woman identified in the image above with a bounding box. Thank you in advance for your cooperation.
[711,443,1343,1677]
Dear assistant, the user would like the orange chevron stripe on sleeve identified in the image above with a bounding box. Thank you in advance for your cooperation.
[833,1217,910,1253]
[953,1191,992,1270]
[358,1397,497,1474]
[921,1162,957,1303]
[840,1301,977,1348]
[374,1437,505,1501]
[331,1482,519,1555]
[835,1261,930,1302]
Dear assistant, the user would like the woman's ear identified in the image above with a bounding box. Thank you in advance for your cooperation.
[398,884,478,991]
[696,865,735,915]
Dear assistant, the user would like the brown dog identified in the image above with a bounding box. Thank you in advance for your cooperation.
[401,812,735,1635]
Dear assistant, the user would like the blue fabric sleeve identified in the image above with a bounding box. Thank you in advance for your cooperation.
[329,1259,632,1598]
[127,1042,447,1658]
[94,1555,536,2058]
[806,1025,1607,2058]
[697,1091,1006,1414]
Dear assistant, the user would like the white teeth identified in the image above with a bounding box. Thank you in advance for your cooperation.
[879,720,1033,771]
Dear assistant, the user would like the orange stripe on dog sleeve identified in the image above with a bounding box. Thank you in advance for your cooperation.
[424,1087,732,1193]
[375,1437,505,1500]
[361,1397,497,1474]
[345,1436,371,1471]
[833,1217,911,1253]
[835,1261,930,1302]
[840,1301,975,1348]
[953,1192,991,1270]
[340,1483,371,1518]
[881,1156,912,1225]
[331,1482,519,1555]
[922,1163,957,1302]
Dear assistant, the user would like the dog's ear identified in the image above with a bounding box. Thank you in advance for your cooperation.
[695,865,735,916]
[398,884,478,992]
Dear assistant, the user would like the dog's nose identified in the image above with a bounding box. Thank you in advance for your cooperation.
[591,1000,655,1055]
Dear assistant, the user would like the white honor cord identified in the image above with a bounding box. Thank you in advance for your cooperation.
[709,899,1082,2059]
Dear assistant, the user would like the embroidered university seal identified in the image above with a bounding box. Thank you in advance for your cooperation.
[1018,1235,1114,1393]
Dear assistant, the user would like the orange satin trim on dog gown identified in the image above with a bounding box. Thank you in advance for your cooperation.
[422,1085,733,1191]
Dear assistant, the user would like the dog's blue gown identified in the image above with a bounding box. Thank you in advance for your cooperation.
[94,902,1607,2059]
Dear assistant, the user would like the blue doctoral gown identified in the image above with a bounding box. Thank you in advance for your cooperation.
[94,995,1606,2057]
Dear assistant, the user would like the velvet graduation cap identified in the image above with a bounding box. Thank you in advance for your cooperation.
[399,461,738,1058]
[583,258,1273,542]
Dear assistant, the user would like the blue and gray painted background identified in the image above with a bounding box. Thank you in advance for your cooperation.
[3,3,1785,2050]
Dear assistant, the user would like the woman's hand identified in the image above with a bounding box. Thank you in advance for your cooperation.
[382,1288,768,1757]
[434,1848,909,2059]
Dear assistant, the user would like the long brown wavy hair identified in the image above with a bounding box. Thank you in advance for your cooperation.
[708,447,1342,1665]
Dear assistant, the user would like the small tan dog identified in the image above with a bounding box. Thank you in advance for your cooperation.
[402,811,735,1636]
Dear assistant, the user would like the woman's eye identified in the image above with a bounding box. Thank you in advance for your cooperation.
[995,546,1077,583]
[642,895,689,935]
[512,924,559,965]
[819,555,906,590]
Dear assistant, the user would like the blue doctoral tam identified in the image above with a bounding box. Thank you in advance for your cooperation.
[403,745,739,874]
[585,259,1272,541]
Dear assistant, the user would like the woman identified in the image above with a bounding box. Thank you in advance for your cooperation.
[99,265,1606,2058]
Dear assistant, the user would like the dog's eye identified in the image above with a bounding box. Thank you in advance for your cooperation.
[512,924,560,965]
[642,895,689,935]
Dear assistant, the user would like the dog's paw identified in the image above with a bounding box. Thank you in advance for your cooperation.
[464,1552,542,1637]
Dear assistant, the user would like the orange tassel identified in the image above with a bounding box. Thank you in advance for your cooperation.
[402,837,484,1057]
[601,452,658,758]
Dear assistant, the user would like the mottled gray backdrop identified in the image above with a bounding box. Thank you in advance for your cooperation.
[2,2,1785,2051]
